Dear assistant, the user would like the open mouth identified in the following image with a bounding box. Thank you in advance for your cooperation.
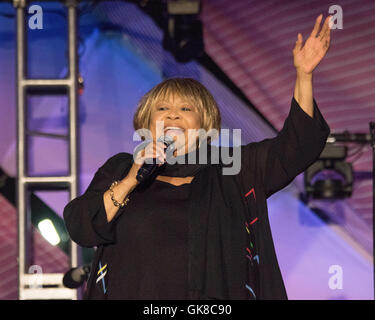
[164,126,185,136]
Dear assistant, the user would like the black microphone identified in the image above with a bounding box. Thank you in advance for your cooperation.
[63,264,91,289]
[136,135,175,184]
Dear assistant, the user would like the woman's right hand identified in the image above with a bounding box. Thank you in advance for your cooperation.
[124,140,167,187]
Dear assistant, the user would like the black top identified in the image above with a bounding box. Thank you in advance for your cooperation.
[99,179,191,299]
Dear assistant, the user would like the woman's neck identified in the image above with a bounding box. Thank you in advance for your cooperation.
[155,175,194,186]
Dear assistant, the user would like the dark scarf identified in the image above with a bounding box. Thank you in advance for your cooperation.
[152,140,213,178]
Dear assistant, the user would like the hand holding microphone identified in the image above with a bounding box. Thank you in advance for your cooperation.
[104,135,175,223]
[126,135,175,186]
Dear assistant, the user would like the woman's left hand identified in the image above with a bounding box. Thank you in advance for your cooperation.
[293,14,331,75]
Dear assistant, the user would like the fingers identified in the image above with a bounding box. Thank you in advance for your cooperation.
[145,141,166,165]
[135,141,166,166]
[293,33,303,52]
[310,13,323,38]
[319,16,331,51]
[308,14,331,52]
[318,16,331,41]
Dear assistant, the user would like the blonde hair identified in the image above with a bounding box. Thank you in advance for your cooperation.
[133,77,221,142]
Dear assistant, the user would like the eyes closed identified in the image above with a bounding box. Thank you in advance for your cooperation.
[156,106,193,112]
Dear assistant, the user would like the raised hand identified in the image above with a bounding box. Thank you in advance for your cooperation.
[293,14,331,75]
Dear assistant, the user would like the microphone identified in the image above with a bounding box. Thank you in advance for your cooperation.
[136,135,175,184]
[63,264,91,289]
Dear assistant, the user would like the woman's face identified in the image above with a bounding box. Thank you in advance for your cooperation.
[149,93,202,156]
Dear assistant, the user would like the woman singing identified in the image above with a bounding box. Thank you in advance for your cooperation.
[64,14,331,300]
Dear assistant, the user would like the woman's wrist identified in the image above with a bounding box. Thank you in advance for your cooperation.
[103,177,135,221]
[120,174,138,192]
[295,68,313,82]
[294,69,314,117]
[107,176,137,204]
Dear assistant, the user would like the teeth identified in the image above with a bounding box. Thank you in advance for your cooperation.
[165,126,184,132]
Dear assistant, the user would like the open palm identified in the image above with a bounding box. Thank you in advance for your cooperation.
[293,15,331,74]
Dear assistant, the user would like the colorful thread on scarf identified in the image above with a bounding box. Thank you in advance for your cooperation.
[96,261,107,294]
[243,207,258,299]
[245,217,258,230]
[245,284,256,299]
[97,263,107,276]
[246,247,252,257]
[253,255,259,264]
[244,187,256,201]
[245,218,258,267]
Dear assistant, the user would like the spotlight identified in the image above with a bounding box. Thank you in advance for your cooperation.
[304,144,353,200]
[162,0,204,63]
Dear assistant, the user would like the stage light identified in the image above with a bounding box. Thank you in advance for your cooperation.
[162,0,204,63]
[37,218,61,246]
[304,144,353,200]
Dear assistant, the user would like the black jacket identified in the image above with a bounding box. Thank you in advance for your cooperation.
[63,97,330,299]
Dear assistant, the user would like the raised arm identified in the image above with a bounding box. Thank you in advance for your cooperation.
[239,15,332,199]
[293,14,331,116]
